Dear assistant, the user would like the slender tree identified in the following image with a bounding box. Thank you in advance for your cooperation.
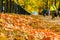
[5,0,8,12]
[0,0,3,12]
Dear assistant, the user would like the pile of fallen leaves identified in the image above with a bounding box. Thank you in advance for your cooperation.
[0,13,60,40]
[30,15,60,34]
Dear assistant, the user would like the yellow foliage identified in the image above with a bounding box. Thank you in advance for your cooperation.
[0,36,8,40]
[50,6,54,11]
[0,19,5,23]
[15,36,25,40]
[56,1,59,9]
[13,0,59,13]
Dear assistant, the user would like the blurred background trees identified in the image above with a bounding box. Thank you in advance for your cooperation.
[13,0,60,13]
[0,0,60,14]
